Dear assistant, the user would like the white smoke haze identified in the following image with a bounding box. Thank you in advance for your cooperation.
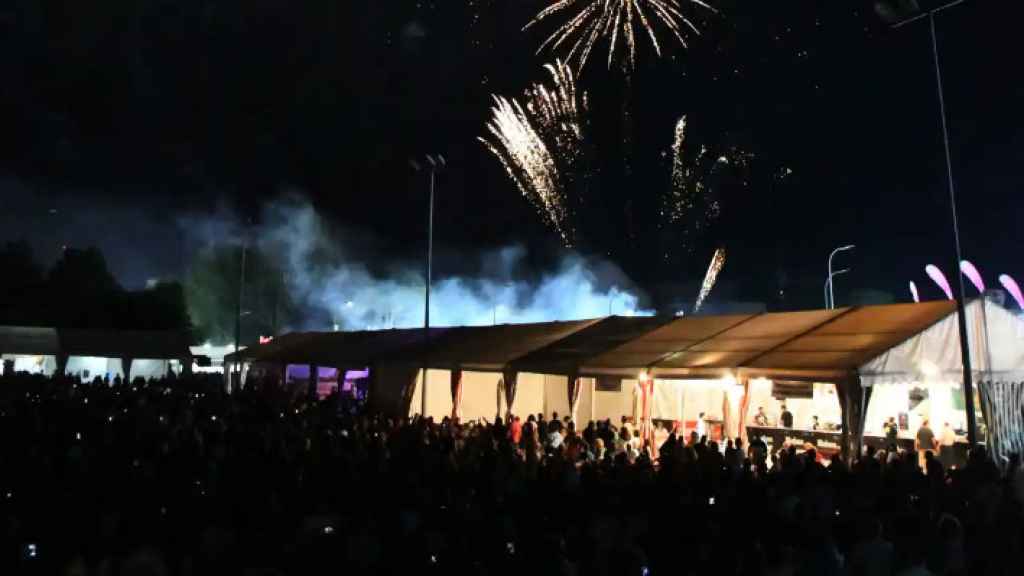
[186,194,654,333]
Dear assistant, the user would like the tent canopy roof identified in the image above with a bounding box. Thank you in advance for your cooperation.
[230,328,452,368]
[408,319,602,372]
[229,301,974,381]
[58,329,192,359]
[0,326,192,360]
[509,316,675,375]
[860,299,1024,384]
[587,301,955,378]
[748,301,957,372]
[0,326,60,356]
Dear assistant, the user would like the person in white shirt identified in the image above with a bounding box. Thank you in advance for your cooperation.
[940,422,957,467]
[547,428,564,449]
[695,412,707,439]
[753,407,769,427]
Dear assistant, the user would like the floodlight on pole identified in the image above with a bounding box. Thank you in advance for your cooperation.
[412,153,446,417]
[879,0,978,446]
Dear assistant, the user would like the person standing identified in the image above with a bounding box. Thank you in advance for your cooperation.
[753,407,769,427]
[884,416,899,448]
[915,420,937,469]
[780,403,794,429]
[753,403,770,426]
[510,416,523,445]
[696,412,707,440]
[548,412,563,434]
[940,422,957,468]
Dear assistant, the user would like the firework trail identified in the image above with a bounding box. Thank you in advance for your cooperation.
[526,0,717,72]
[481,60,589,246]
[959,260,985,294]
[909,281,920,303]
[999,274,1024,310]
[925,264,953,300]
[693,247,725,312]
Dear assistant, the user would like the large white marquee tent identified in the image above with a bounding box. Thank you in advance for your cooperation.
[229,299,1024,462]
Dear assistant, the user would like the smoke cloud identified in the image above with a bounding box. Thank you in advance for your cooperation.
[184,195,653,333]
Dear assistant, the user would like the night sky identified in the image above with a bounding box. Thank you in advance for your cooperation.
[1,0,1021,312]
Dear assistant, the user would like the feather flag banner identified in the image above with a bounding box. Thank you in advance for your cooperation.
[960,260,985,294]
[925,265,953,300]
[999,274,1024,310]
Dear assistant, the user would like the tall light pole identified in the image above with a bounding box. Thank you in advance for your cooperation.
[880,0,978,447]
[411,154,446,416]
[824,268,850,309]
[233,243,247,391]
[827,245,855,309]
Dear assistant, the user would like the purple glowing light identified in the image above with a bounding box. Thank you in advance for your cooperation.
[925,265,954,300]
[960,260,985,294]
[999,274,1024,310]
[909,281,920,303]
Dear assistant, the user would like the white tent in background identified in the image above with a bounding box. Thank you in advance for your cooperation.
[860,299,1024,463]
[0,326,192,381]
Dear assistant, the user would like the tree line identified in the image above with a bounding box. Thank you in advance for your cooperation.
[0,241,295,345]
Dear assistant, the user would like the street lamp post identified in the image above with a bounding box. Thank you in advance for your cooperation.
[824,268,851,309]
[411,154,446,417]
[882,0,978,447]
[827,245,855,309]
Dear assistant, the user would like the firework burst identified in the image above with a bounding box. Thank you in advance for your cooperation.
[663,115,754,253]
[525,61,588,165]
[526,0,716,72]
[693,247,725,312]
[666,116,712,224]
[480,61,589,246]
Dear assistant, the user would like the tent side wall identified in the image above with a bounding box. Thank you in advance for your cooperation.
[510,373,546,419]
[593,379,638,425]
[369,364,421,417]
[459,371,501,421]
[542,374,570,422]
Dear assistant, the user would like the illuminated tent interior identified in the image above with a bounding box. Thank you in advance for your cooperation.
[0,326,193,380]
[858,299,1024,463]
[227,299,1024,461]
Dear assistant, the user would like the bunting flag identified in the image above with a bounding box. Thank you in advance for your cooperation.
[567,374,582,424]
[636,375,656,457]
[450,369,463,421]
[502,370,519,416]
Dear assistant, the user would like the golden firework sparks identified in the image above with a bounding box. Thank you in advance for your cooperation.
[693,247,726,312]
[663,115,754,253]
[526,0,716,72]
[480,61,588,246]
[525,61,588,163]
[666,115,705,223]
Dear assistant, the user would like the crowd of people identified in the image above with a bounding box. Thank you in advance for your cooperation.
[1,371,1023,575]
